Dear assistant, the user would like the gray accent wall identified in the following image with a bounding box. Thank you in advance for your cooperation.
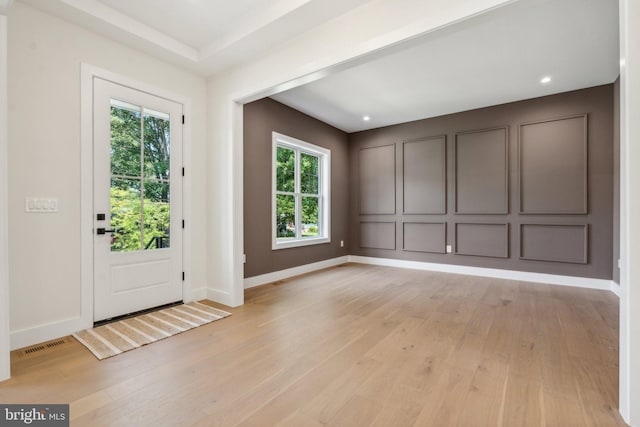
[244,86,615,281]
[243,98,349,278]
[349,85,614,279]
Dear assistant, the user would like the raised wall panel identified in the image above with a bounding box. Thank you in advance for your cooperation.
[403,222,446,253]
[455,223,509,258]
[520,224,588,264]
[360,222,396,250]
[359,145,395,214]
[403,136,446,214]
[454,127,508,214]
[519,115,588,214]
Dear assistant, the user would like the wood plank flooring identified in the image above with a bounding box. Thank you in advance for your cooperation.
[0,263,627,426]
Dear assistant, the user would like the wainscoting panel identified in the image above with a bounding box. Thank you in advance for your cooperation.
[359,145,396,214]
[520,224,588,264]
[455,223,509,258]
[519,115,588,214]
[403,136,447,214]
[360,222,396,250]
[454,127,508,214]
[403,222,446,254]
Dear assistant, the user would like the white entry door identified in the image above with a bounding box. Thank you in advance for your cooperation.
[93,77,183,322]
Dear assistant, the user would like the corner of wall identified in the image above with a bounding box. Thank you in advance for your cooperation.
[0,12,11,381]
[613,76,621,285]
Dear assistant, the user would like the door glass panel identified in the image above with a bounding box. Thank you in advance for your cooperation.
[110,100,141,177]
[110,178,142,252]
[109,100,171,252]
[143,180,170,249]
[143,109,171,180]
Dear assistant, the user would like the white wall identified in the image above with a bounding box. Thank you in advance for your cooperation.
[0,8,11,381]
[7,2,208,348]
[619,0,640,423]
[206,0,515,307]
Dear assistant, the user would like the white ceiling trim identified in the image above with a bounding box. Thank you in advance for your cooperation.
[199,0,311,61]
[57,0,199,61]
[18,0,374,74]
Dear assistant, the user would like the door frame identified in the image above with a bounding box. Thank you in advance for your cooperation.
[80,63,194,329]
[0,11,10,382]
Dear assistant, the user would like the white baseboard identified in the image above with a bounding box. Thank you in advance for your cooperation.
[190,287,207,302]
[348,256,617,295]
[10,316,91,351]
[244,256,350,289]
[10,286,212,351]
[206,288,236,307]
[610,281,621,297]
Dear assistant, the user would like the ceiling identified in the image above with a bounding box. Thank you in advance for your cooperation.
[272,0,620,132]
[19,0,372,74]
[19,0,619,133]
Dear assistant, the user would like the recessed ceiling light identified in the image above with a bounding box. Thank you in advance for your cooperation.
[363,116,371,121]
[540,76,552,84]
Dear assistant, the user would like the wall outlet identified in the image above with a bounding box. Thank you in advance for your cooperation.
[25,197,58,213]
[242,254,246,263]
[446,245,452,253]
[340,240,344,247]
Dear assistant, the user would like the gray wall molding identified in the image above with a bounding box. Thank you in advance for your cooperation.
[347,87,612,279]
[518,114,588,214]
[358,144,396,215]
[360,221,396,250]
[454,222,509,258]
[454,126,509,214]
[402,135,447,214]
[402,222,446,254]
[519,223,589,264]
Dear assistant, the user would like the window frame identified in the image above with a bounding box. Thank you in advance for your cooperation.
[272,132,331,250]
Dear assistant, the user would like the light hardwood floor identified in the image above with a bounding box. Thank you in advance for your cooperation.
[0,263,627,426]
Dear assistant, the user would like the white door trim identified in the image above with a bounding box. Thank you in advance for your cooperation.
[80,63,193,330]
[618,0,640,423]
[0,12,11,382]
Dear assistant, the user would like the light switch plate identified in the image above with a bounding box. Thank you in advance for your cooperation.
[446,245,452,253]
[25,198,58,213]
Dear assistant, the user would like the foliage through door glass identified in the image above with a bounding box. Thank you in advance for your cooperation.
[109,100,171,252]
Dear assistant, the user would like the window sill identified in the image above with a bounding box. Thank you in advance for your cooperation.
[272,237,330,250]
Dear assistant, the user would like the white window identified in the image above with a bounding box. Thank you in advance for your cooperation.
[272,132,330,250]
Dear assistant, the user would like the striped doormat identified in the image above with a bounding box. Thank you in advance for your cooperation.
[73,301,231,360]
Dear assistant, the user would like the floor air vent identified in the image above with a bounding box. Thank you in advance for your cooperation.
[16,337,73,358]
